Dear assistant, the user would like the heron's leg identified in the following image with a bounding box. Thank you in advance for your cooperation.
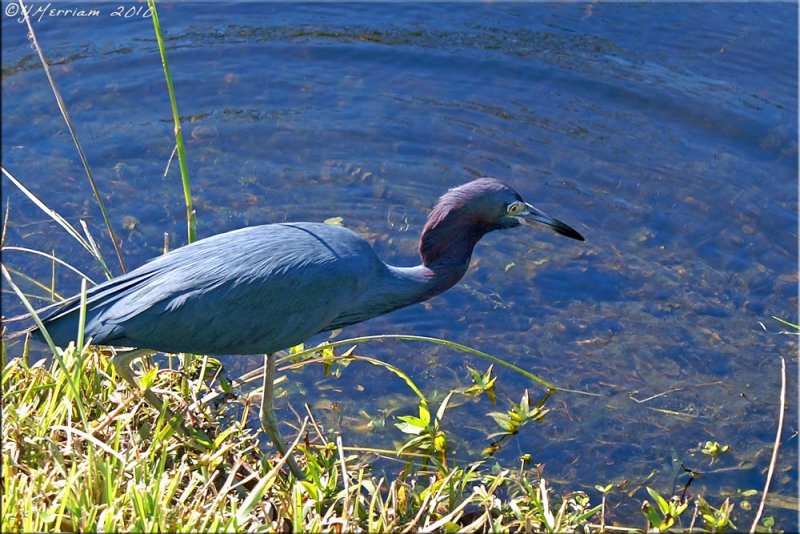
[260,353,304,479]
[112,349,192,436]
[112,349,162,408]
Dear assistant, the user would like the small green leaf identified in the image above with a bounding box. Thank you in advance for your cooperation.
[485,385,497,405]
[467,366,482,383]
[139,366,158,390]
[482,444,501,456]
[434,431,447,453]
[398,415,427,428]
[488,412,516,432]
[418,401,430,425]
[398,434,432,454]
[646,487,670,516]
[396,415,426,433]
[519,389,530,413]
[642,501,662,528]
[219,375,232,394]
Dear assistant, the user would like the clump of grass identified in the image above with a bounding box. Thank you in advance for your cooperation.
[2,343,261,531]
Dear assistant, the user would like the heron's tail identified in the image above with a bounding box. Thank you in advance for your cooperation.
[2,296,83,345]
[2,299,66,341]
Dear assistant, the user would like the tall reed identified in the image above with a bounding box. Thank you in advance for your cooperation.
[148,0,197,244]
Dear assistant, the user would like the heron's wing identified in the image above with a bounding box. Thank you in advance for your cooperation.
[38,223,384,355]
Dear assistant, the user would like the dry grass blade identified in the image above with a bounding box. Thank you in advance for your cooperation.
[749,356,787,533]
[17,0,126,274]
[2,167,112,278]
[1,198,9,247]
[418,488,474,533]
[51,425,125,463]
[337,436,351,531]
[1,246,97,285]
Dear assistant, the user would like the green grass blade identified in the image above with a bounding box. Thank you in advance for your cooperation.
[276,334,561,392]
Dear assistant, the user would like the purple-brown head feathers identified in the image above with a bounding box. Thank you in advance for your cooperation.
[419,178,583,268]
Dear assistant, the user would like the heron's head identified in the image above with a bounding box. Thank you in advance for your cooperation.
[419,178,583,282]
[427,178,583,237]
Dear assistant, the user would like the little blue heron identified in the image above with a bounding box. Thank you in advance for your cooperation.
[29,178,583,477]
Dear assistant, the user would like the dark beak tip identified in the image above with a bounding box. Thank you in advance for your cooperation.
[554,222,584,242]
[561,230,584,241]
[522,210,584,242]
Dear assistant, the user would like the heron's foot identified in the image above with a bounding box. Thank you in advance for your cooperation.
[112,349,213,449]
[180,423,214,450]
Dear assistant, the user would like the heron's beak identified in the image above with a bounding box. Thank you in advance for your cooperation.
[520,202,584,241]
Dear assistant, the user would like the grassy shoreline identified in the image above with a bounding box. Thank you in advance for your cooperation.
[2,342,604,532]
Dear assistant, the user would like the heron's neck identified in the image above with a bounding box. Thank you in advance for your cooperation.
[385,261,467,307]
[340,213,489,324]
[382,226,483,302]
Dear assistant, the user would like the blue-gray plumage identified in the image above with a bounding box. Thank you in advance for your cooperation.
[34,178,583,354]
[29,178,583,478]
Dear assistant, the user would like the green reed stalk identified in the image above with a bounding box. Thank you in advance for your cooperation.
[148,0,196,244]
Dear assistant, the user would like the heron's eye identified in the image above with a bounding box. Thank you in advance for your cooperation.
[506,201,525,215]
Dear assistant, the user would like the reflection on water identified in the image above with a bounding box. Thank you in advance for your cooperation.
[2,2,797,527]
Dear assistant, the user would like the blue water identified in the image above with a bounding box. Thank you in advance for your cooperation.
[2,2,797,528]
